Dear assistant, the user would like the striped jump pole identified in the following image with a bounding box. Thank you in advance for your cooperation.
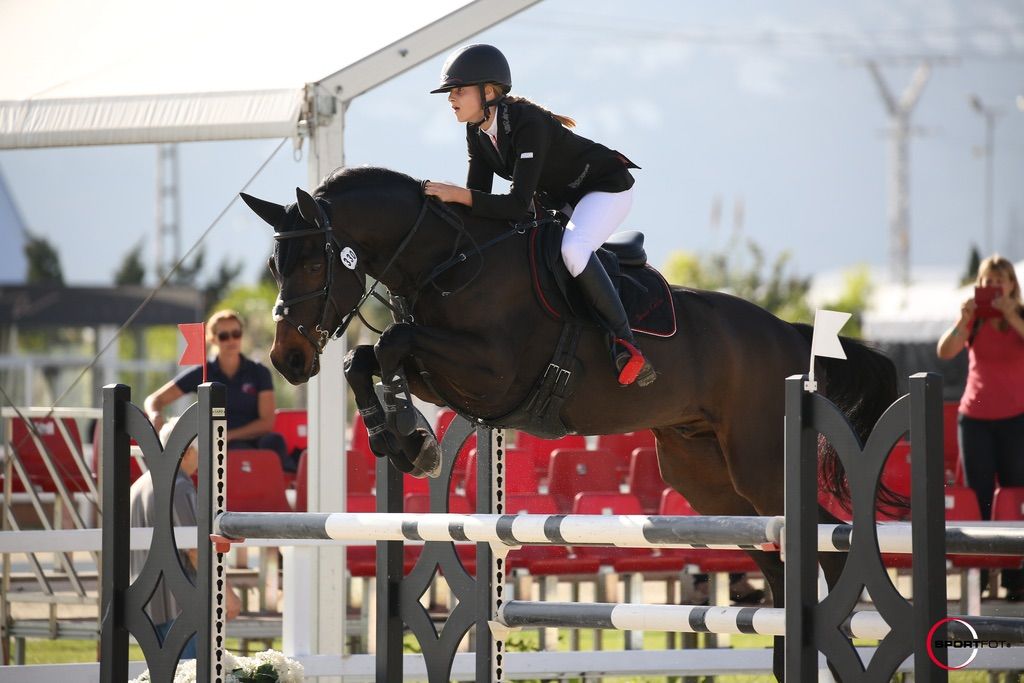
[495,601,892,640]
[214,511,783,550]
[213,511,1024,556]
[495,602,1024,645]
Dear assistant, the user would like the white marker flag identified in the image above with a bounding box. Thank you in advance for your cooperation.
[806,309,851,392]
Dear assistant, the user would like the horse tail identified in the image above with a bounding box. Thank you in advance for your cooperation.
[791,322,906,513]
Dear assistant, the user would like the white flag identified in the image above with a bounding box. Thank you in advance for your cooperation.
[810,309,851,360]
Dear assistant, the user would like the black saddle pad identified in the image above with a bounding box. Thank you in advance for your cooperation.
[528,224,677,338]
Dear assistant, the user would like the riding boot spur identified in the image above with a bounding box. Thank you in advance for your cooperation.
[574,254,656,387]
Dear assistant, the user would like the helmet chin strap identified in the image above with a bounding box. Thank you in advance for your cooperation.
[474,85,506,127]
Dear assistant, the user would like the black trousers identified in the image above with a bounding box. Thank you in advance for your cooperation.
[959,410,1024,591]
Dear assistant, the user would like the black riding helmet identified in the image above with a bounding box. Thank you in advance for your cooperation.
[430,44,511,123]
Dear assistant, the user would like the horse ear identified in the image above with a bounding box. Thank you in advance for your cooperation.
[240,193,286,229]
[295,188,323,228]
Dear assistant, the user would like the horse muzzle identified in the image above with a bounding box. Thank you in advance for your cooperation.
[271,330,319,385]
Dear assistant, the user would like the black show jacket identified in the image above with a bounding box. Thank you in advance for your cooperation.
[466,99,638,221]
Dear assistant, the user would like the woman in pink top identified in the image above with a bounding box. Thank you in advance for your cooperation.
[937,254,1024,601]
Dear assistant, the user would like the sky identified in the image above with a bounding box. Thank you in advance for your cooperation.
[1,0,1022,290]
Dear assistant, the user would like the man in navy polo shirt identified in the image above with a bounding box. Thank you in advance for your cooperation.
[144,310,295,471]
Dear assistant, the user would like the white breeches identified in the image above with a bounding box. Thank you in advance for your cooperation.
[560,187,635,277]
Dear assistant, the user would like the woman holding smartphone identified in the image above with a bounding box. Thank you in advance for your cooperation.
[937,254,1024,601]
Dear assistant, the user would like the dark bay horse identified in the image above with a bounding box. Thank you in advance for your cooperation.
[241,166,898,680]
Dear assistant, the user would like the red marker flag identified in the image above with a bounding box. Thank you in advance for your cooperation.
[178,323,207,383]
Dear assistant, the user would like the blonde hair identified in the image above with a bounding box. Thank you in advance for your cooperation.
[206,309,244,343]
[976,254,1022,305]
[490,84,576,128]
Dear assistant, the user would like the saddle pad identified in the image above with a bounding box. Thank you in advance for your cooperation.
[529,226,677,339]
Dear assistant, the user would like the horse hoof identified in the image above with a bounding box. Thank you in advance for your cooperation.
[408,431,442,479]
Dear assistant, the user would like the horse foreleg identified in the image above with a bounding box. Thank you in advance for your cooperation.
[344,344,426,475]
[374,323,420,436]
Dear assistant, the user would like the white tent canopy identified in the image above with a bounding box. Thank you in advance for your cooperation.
[0,0,536,147]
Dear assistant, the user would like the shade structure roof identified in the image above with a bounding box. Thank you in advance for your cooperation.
[0,0,537,148]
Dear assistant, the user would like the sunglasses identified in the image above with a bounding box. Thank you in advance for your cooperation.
[217,330,243,342]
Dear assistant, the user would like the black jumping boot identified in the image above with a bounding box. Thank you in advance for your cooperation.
[575,254,656,387]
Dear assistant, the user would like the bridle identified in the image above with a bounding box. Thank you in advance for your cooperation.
[271,185,532,376]
[270,197,363,375]
[270,190,443,375]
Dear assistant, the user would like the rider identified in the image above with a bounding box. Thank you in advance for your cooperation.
[424,44,656,387]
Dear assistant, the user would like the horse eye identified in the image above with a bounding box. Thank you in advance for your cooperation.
[306,262,323,274]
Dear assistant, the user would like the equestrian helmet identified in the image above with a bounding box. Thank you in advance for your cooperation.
[430,44,511,93]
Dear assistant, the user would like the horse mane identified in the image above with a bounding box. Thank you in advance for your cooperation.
[315,166,421,199]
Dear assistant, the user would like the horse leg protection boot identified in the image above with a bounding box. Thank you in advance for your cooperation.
[575,254,656,387]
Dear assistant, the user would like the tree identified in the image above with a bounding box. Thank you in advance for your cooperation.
[170,248,205,286]
[961,244,981,285]
[820,266,874,339]
[24,232,64,285]
[203,258,244,309]
[114,243,146,286]
[662,239,813,324]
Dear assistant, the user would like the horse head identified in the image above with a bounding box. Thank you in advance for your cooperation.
[241,188,367,384]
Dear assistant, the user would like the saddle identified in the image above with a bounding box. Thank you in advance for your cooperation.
[529,224,677,338]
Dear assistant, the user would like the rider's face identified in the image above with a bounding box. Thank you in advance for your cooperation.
[447,87,484,124]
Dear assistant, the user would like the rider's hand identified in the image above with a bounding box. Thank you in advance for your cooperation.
[424,181,471,206]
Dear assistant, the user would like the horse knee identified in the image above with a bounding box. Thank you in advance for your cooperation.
[344,345,378,385]
[375,324,415,375]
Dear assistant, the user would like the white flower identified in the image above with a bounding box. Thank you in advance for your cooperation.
[130,649,303,683]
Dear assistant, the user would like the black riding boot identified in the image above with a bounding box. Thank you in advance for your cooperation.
[575,254,656,387]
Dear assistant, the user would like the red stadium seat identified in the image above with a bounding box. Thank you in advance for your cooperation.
[596,431,656,480]
[463,447,538,504]
[626,447,665,514]
[993,487,1024,523]
[546,448,621,512]
[10,416,91,494]
[226,449,292,512]
[514,432,587,479]
[273,409,307,454]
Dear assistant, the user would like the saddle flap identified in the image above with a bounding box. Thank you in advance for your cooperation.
[529,225,677,339]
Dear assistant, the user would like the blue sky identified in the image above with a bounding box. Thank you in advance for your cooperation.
[1,0,1022,287]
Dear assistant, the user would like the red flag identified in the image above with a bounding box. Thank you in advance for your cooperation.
[178,323,207,382]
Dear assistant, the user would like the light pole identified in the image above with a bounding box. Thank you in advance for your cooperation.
[969,95,1003,255]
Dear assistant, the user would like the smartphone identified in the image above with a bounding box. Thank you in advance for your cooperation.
[974,286,1003,319]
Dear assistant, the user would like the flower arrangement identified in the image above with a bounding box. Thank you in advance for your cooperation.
[130,649,304,683]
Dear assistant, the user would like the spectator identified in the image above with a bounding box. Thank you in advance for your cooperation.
[130,418,242,657]
[937,254,1024,601]
[145,309,295,471]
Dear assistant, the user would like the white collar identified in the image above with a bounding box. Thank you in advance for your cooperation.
[482,110,498,140]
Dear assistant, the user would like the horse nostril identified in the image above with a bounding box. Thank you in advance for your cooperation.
[287,350,306,373]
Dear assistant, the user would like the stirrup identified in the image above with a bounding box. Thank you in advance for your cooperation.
[614,339,656,387]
